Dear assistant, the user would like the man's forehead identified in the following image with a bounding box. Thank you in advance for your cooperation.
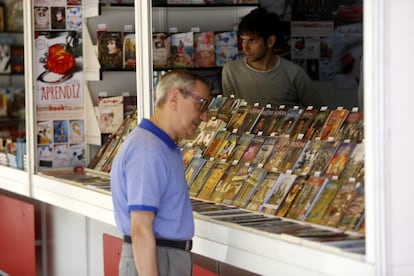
[239,32,261,39]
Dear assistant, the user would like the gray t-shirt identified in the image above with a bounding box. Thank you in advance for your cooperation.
[222,56,322,108]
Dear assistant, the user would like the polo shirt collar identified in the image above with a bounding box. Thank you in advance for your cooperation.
[139,118,177,149]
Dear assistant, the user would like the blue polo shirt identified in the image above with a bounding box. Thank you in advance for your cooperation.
[111,119,194,240]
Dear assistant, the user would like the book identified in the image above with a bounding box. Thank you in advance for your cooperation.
[123,32,136,69]
[227,133,255,164]
[208,163,240,203]
[289,108,318,139]
[335,111,364,143]
[0,37,12,74]
[197,161,230,200]
[245,171,283,212]
[207,95,228,118]
[215,132,239,161]
[170,31,194,67]
[225,103,251,134]
[337,182,365,232]
[152,32,171,68]
[317,108,349,141]
[285,176,329,221]
[10,45,24,74]
[189,159,216,197]
[276,107,303,137]
[308,141,339,177]
[214,30,239,66]
[268,105,288,135]
[304,108,331,140]
[324,142,356,179]
[250,105,276,136]
[202,130,230,159]
[239,135,266,165]
[263,136,291,172]
[261,173,298,215]
[305,179,343,224]
[182,144,203,169]
[98,95,125,134]
[221,164,252,205]
[232,167,268,208]
[252,136,279,167]
[320,181,362,227]
[185,156,207,187]
[97,31,123,69]
[236,104,264,135]
[293,140,325,176]
[340,142,364,181]
[278,139,309,173]
[194,31,216,67]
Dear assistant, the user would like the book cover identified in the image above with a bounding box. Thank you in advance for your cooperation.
[170,31,194,67]
[34,6,50,30]
[202,130,230,159]
[252,136,279,167]
[250,106,276,136]
[308,141,339,177]
[98,95,124,134]
[207,95,228,118]
[226,104,251,133]
[289,108,318,139]
[318,108,349,141]
[152,32,171,68]
[37,120,53,144]
[87,133,116,169]
[305,179,343,224]
[320,180,362,227]
[185,156,207,187]
[304,108,331,140]
[293,140,324,176]
[324,142,356,179]
[276,107,303,137]
[98,31,123,69]
[182,144,203,169]
[66,6,82,31]
[123,32,136,69]
[215,132,239,161]
[240,135,266,165]
[214,30,239,66]
[197,161,230,200]
[275,176,308,217]
[263,136,291,172]
[220,164,252,205]
[194,31,216,67]
[69,119,84,144]
[261,173,298,215]
[268,105,288,135]
[337,182,365,231]
[232,167,268,208]
[208,163,240,203]
[0,36,12,74]
[53,120,69,144]
[278,139,309,173]
[189,159,216,197]
[237,105,264,135]
[51,7,66,30]
[245,171,283,212]
[227,133,255,163]
[335,111,364,143]
[285,176,329,221]
[339,142,364,181]
[10,45,24,74]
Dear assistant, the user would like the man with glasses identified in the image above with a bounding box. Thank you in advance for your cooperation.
[222,8,322,108]
[111,69,211,276]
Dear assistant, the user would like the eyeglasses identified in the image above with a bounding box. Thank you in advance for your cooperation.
[179,89,210,112]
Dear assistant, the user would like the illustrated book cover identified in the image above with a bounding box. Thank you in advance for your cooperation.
[197,161,230,200]
[170,31,194,67]
[232,167,268,208]
[97,31,123,69]
[152,32,171,68]
[261,173,298,215]
[317,108,349,141]
[245,171,283,212]
[214,30,239,66]
[194,31,216,67]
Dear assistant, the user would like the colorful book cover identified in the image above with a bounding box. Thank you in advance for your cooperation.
[98,95,124,134]
[245,171,283,212]
[318,108,349,141]
[324,142,356,179]
[194,31,216,67]
[340,142,364,181]
[308,141,339,176]
[123,32,136,69]
[170,31,194,67]
[0,36,12,74]
[197,161,230,200]
[261,173,298,215]
[98,31,124,69]
[335,111,364,143]
[304,108,331,140]
[215,133,239,161]
[189,159,216,197]
[278,139,309,173]
[276,107,303,137]
[214,30,239,66]
[276,176,307,217]
[185,156,206,186]
[66,6,82,31]
[152,32,171,68]
[233,167,268,208]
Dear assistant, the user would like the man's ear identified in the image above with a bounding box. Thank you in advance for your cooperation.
[168,88,180,110]
[267,35,277,48]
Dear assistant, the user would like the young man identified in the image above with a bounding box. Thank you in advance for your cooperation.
[111,70,211,276]
[222,8,322,108]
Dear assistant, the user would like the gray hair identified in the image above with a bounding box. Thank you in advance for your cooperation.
[154,70,210,108]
